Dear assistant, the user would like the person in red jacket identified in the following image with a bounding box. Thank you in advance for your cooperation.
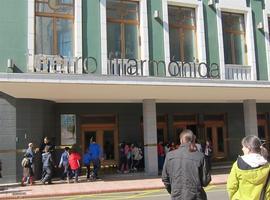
[68,148,81,183]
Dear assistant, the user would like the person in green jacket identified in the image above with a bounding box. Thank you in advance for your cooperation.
[227,135,270,200]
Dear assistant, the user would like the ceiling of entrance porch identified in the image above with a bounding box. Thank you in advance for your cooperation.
[1,73,270,103]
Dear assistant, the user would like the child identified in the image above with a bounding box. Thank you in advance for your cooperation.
[58,147,70,182]
[41,145,54,184]
[68,148,81,183]
[21,153,33,186]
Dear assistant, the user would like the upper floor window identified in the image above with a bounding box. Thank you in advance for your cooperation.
[222,12,246,65]
[107,0,140,59]
[168,6,197,62]
[35,0,74,56]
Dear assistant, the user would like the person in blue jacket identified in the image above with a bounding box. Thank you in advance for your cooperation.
[88,137,102,179]
[83,149,91,179]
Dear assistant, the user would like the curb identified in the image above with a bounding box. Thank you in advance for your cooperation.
[0,186,165,200]
[0,181,227,200]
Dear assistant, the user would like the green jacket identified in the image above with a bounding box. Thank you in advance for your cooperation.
[227,160,270,200]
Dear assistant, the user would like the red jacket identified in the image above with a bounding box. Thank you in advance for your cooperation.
[158,144,165,156]
[68,152,81,170]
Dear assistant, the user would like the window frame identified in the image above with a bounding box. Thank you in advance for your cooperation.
[35,0,75,56]
[168,5,197,62]
[221,12,247,65]
[106,0,140,59]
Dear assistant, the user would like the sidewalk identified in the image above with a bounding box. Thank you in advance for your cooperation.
[0,173,228,200]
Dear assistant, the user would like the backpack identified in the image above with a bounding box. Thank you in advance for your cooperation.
[21,157,30,167]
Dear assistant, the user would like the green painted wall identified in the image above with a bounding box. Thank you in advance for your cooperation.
[251,0,268,80]
[203,0,220,67]
[82,0,101,74]
[0,0,28,73]
[147,0,165,76]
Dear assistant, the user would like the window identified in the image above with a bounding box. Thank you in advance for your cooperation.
[168,6,197,62]
[222,12,246,65]
[107,0,140,59]
[35,0,74,56]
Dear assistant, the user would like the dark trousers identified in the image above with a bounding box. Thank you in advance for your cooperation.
[205,156,212,170]
[41,166,52,183]
[92,158,100,177]
[86,165,90,179]
[158,155,165,170]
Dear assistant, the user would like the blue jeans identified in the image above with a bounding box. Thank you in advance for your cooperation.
[72,168,79,182]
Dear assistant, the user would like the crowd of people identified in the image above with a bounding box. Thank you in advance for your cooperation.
[20,130,270,200]
[20,137,144,186]
[21,137,102,185]
[158,138,213,172]
[118,143,143,174]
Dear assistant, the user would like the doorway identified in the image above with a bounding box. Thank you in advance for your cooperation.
[173,114,198,144]
[81,115,118,166]
[204,122,227,160]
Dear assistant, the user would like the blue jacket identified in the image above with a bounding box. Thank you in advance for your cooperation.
[88,143,101,160]
[83,153,91,165]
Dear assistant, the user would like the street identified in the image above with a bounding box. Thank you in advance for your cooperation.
[33,185,228,200]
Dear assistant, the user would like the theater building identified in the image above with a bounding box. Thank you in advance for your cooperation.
[1,0,270,183]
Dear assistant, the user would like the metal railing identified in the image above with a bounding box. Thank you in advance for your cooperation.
[225,64,252,80]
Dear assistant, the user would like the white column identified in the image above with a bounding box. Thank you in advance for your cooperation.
[143,99,158,176]
[100,0,108,75]
[243,99,258,136]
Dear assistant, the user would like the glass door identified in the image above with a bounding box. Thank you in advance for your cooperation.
[205,124,227,160]
[257,118,269,149]
[157,123,168,143]
[81,127,118,165]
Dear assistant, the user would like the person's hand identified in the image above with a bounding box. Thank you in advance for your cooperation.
[58,165,61,168]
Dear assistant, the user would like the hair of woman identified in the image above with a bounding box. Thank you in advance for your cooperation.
[179,129,197,152]
[241,135,269,160]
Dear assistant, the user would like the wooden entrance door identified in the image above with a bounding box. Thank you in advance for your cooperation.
[258,117,269,141]
[204,122,227,160]
[157,123,168,143]
[81,124,119,165]
[173,123,198,144]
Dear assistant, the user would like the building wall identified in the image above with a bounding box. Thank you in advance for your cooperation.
[56,103,246,161]
[0,93,16,183]
[147,0,165,76]
[16,99,56,181]
[251,0,268,80]
[82,0,101,74]
[56,103,143,146]
[157,103,245,161]
[203,0,220,65]
[0,0,28,73]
